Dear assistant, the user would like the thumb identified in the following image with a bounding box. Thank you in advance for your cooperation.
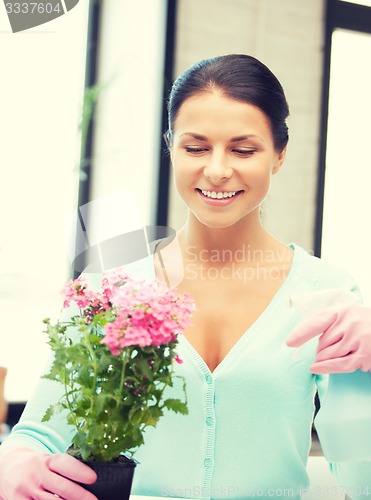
[286,309,337,347]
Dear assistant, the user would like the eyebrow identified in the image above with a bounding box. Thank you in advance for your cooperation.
[180,133,264,143]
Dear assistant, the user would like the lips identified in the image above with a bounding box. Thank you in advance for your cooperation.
[196,188,243,199]
[196,188,243,205]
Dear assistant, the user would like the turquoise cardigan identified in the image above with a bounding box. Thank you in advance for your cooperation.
[2,245,371,499]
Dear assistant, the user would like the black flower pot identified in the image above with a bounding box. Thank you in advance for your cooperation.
[79,457,138,500]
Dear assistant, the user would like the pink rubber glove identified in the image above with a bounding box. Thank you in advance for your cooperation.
[0,445,97,500]
[286,303,371,374]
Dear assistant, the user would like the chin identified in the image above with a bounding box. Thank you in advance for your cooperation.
[195,214,242,230]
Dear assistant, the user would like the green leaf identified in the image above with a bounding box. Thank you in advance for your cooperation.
[42,405,54,422]
[162,399,188,415]
[143,405,163,426]
[76,366,94,389]
[42,402,66,422]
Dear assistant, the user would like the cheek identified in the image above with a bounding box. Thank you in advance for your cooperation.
[171,159,193,195]
[240,160,273,187]
[173,164,188,187]
[172,153,199,181]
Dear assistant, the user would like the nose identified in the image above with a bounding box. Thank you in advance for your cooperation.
[203,153,232,184]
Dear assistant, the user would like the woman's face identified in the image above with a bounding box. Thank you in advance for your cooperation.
[170,91,286,229]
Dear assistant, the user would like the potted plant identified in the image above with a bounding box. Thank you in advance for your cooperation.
[42,268,195,500]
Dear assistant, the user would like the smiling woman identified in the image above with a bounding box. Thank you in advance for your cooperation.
[1,53,371,500]
[169,92,286,229]
[165,55,287,235]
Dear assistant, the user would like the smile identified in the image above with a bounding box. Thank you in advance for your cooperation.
[200,189,240,199]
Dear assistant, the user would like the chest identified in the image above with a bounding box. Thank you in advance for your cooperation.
[180,277,286,372]
[153,240,294,372]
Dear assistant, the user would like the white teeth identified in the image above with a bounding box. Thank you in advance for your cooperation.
[201,190,237,199]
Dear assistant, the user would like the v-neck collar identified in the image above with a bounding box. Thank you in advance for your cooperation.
[139,242,301,377]
[178,243,300,377]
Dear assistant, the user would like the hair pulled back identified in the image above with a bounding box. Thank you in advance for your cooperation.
[166,54,289,152]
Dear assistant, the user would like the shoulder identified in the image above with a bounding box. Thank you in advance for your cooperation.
[291,243,360,295]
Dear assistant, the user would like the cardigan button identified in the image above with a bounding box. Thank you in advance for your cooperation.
[206,416,213,426]
[205,375,213,384]
[204,457,213,468]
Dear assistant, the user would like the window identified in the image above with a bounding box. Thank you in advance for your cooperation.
[340,0,371,6]
[0,4,89,401]
[321,29,371,303]
[0,0,170,404]
[318,0,371,304]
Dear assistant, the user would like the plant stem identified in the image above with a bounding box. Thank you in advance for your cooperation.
[64,367,79,429]
[83,328,98,410]
[118,350,128,400]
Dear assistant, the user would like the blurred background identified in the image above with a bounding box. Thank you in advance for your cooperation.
[1,0,371,429]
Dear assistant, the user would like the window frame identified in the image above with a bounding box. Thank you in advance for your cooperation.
[314,0,371,256]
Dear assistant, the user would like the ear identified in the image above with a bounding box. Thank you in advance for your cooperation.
[164,131,174,165]
[272,146,287,174]
[164,131,171,149]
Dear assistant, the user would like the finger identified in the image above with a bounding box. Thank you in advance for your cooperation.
[43,474,98,500]
[315,335,350,362]
[28,492,66,500]
[286,310,337,347]
[314,345,348,363]
[316,329,345,352]
[48,454,97,484]
[309,356,358,374]
[13,489,60,500]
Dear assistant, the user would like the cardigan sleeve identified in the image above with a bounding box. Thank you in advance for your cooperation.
[0,375,75,454]
[0,301,81,454]
[315,373,371,499]
[306,263,371,499]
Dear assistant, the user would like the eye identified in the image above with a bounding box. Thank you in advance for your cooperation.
[185,146,209,155]
[231,148,256,157]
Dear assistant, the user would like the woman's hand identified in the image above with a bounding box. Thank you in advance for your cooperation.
[286,304,371,374]
[0,445,97,500]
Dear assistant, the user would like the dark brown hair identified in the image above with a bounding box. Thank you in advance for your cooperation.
[166,54,289,152]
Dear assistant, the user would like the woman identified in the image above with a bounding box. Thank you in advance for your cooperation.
[1,54,371,499]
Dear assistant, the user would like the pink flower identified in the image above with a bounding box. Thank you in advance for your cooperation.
[119,326,152,348]
[61,270,195,358]
[174,355,183,364]
[130,309,145,321]
[62,277,92,309]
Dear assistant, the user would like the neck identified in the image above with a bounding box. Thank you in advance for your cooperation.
[178,212,278,266]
